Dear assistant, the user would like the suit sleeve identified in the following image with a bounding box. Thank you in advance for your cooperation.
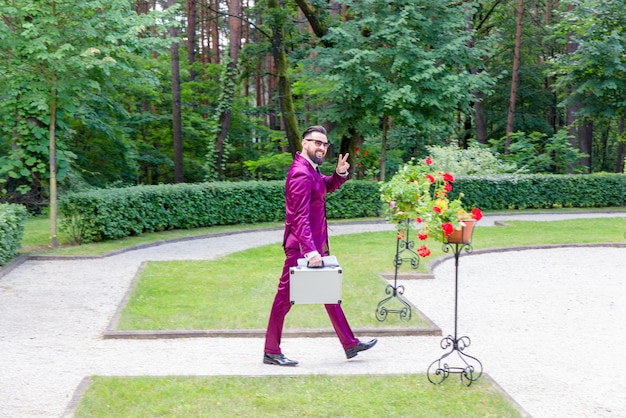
[323,171,349,193]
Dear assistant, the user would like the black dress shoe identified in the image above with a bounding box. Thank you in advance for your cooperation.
[345,338,378,359]
[263,353,299,366]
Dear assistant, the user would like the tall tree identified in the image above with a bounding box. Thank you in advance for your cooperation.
[550,0,626,172]
[0,0,170,246]
[504,0,524,153]
[167,0,184,182]
[266,0,300,154]
[469,0,503,144]
[187,0,198,82]
[215,0,243,179]
[303,0,496,180]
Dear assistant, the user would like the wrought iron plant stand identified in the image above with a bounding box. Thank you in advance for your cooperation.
[375,219,416,322]
[427,221,483,386]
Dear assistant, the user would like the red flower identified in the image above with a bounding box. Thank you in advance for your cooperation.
[417,245,431,258]
[418,232,428,241]
[443,173,454,182]
[355,147,360,153]
[425,157,433,165]
[425,174,435,183]
[416,217,423,223]
[433,206,442,214]
[441,222,454,236]
[471,208,483,221]
[444,183,453,192]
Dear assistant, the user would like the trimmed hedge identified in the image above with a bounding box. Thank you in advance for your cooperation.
[59,180,382,243]
[59,174,625,244]
[453,173,626,210]
[0,203,28,266]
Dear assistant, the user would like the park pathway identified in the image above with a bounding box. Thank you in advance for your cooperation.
[0,212,625,417]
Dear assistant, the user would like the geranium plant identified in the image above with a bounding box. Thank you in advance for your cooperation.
[380,156,482,257]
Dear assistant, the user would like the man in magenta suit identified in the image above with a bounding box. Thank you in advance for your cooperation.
[263,125,377,366]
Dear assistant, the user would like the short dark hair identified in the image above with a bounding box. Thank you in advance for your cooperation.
[302,125,327,139]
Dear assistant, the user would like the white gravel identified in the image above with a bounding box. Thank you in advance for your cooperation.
[0,212,625,417]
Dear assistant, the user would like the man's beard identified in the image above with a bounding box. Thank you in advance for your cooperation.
[306,147,325,165]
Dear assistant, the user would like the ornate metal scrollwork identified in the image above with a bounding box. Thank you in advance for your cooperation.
[427,223,483,386]
[376,220,417,322]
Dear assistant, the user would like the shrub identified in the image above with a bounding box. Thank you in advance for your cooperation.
[426,142,519,175]
[59,180,382,243]
[0,203,28,266]
[58,173,625,245]
[453,173,625,210]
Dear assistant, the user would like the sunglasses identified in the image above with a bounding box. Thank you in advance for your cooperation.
[304,139,331,149]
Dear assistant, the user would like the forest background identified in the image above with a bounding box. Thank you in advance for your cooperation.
[1,0,625,213]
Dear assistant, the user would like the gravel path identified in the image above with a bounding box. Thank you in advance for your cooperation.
[1,212,625,417]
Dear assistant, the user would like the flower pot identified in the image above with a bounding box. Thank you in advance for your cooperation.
[446,220,476,244]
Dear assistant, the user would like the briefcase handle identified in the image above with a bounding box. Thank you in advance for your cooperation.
[297,255,339,269]
[307,260,325,269]
[307,260,340,269]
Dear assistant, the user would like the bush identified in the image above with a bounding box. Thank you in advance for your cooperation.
[0,203,28,266]
[58,173,625,244]
[453,173,625,210]
[426,142,519,175]
[59,180,382,244]
[327,180,382,218]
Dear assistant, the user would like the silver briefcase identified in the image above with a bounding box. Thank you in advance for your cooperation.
[289,256,342,305]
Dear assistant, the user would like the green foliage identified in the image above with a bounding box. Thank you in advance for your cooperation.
[0,0,173,204]
[455,173,626,210]
[549,0,626,120]
[243,152,293,180]
[303,0,497,138]
[0,203,28,266]
[59,180,382,243]
[480,2,555,140]
[489,130,588,174]
[426,142,519,175]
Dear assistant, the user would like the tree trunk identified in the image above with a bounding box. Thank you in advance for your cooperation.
[578,119,592,172]
[168,0,184,182]
[474,98,487,143]
[187,0,197,82]
[215,0,242,179]
[564,3,590,173]
[544,0,557,133]
[379,114,389,182]
[268,0,299,154]
[294,0,328,40]
[48,75,58,248]
[505,0,524,154]
[616,119,625,173]
[339,126,360,177]
[211,0,220,64]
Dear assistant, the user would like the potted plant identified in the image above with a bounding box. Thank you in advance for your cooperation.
[380,156,482,257]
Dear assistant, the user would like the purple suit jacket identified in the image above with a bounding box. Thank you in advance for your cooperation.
[283,152,348,256]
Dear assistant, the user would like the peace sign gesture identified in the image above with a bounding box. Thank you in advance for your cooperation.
[336,153,350,175]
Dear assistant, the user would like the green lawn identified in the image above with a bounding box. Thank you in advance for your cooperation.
[74,374,523,418]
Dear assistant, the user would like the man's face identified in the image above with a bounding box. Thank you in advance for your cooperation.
[302,131,330,165]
